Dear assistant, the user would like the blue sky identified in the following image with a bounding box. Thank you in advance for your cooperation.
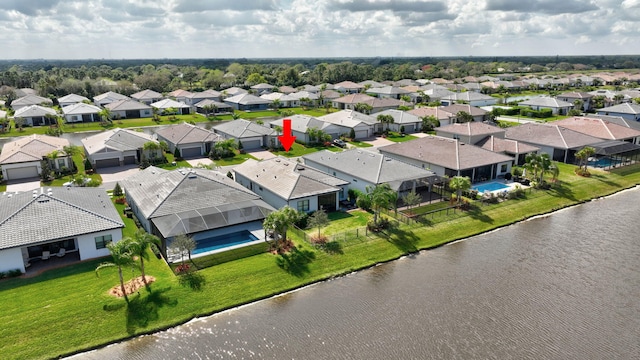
[1,0,638,59]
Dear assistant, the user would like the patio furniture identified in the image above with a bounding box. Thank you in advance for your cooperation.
[56,248,66,258]
[41,251,50,260]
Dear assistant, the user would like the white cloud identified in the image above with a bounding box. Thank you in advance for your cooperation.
[0,0,637,59]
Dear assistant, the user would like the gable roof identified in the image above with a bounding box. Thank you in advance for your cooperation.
[13,105,57,118]
[552,116,640,141]
[223,93,271,105]
[440,92,495,102]
[81,128,156,155]
[374,109,421,124]
[105,99,152,111]
[436,122,505,137]
[94,91,129,102]
[234,157,348,201]
[271,114,336,133]
[332,93,376,105]
[167,89,193,98]
[121,167,274,238]
[438,104,488,117]
[0,187,123,250]
[475,136,540,154]
[366,86,411,96]
[155,122,221,145]
[131,89,163,100]
[303,148,437,190]
[520,97,574,108]
[318,109,377,127]
[504,123,603,150]
[193,99,232,109]
[62,102,101,115]
[379,136,514,171]
[12,94,52,107]
[597,103,640,115]
[0,134,70,164]
[213,119,275,138]
[58,93,90,104]
[334,81,364,90]
[150,99,189,109]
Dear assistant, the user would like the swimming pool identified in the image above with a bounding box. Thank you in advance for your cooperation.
[472,181,510,193]
[192,230,259,255]
[587,157,624,168]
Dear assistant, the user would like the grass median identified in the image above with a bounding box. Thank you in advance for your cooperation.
[2,162,640,360]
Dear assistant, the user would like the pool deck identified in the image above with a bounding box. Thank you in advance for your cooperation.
[473,180,528,195]
[167,229,267,263]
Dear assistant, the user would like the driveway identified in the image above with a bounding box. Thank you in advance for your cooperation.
[6,177,41,193]
[361,136,395,148]
[98,165,141,189]
[246,149,276,160]
[186,157,215,167]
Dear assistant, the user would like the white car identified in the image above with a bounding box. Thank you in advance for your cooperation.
[63,177,89,187]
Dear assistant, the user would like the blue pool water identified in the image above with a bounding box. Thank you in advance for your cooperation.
[587,157,624,168]
[192,230,259,255]
[472,181,510,193]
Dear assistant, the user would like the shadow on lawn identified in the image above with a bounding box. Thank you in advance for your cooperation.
[465,204,493,224]
[125,286,178,334]
[382,226,420,253]
[319,241,343,255]
[276,247,316,277]
[589,173,622,188]
[547,181,578,201]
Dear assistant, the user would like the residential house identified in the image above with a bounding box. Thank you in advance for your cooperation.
[302,148,438,197]
[300,84,321,93]
[11,95,53,111]
[213,119,278,150]
[14,88,37,98]
[319,89,342,106]
[167,89,194,103]
[359,80,386,89]
[553,117,640,145]
[438,104,489,123]
[13,105,58,127]
[475,136,540,166]
[57,94,90,107]
[366,86,411,99]
[596,103,640,121]
[250,83,275,95]
[150,99,191,115]
[220,87,248,98]
[407,107,452,126]
[421,88,456,102]
[260,92,300,108]
[184,90,222,106]
[519,97,574,115]
[439,92,498,107]
[0,187,124,274]
[334,81,364,94]
[504,123,604,163]
[556,92,593,111]
[289,91,319,107]
[0,134,71,181]
[318,110,378,138]
[436,122,505,144]
[332,93,377,111]
[154,122,222,158]
[81,128,157,169]
[93,91,129,107]
[223,93,270,111]
[121,166,274,258]
[278,85,297,94]
[374,109,422,133]
[131,89,163,105]
[62,103,102,123]
[234,157,349,212]
[270,115,341,143]
[194,99,233,115]
[378,136,513,182]
[585,114,640,132]
[104,99,153,119]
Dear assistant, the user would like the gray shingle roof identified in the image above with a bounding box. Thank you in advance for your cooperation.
[504,123,603,150]
[303,148,436,187]
[155,122,221,145]
[0,187,123,250]
[122,167,274,238]
[234,157,348,201]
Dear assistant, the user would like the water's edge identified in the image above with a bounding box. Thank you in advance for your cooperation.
[61,183,640,359]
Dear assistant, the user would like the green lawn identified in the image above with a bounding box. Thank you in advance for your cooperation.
[2,162,640,360]
[271,142,342,158]
[348,140,374,148]
[385,132,418,143]
[213,152,257,166]
[42,153,103,187]
[155,153,192,170]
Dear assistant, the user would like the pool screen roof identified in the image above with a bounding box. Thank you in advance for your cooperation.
[590,140,640,156]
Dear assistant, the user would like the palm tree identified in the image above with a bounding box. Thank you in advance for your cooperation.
[143,141,160,160]
[575,146,596,174]
[14,117,26,131]
[449,176,471,204]
[402,190,421,215]
[354,102,373,115]
[270,99,281,111]
[365,184,395,226]
[98,108,111,123]
[126,229,161,286]
[170,234,196,266]
[263,206,300,250]
[524,152,552,184]
[377,114,394,133]
[95,239,135,302]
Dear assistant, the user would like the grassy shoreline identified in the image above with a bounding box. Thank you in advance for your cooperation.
[2,163,640,359]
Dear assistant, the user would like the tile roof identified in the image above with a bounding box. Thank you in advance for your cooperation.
[58,94,90,103]
[585,115,640,131]
[374,109,421,124]
[597,103,640,115]
[334,81,364,90]
[379,136,513,170]
[12,94,53,106]
[250,83,275,89]
[303,148,436,188]
[333,93,376,105]
[81,128,156,155]
[318,110,377,127]
[438,104,488,116]
[105,99,152,111]
[475,136,540,154]
[150,99,189,109]
[436,122,504,137]
[13,105,57,118]
[552,117,640,141]
[154,122,221,145]
[234,157,348,201]
[94,91,129,102]
[223,93,271,105]
[62,103,101,115]
[131,89,163,100]
[271,114,335,133]
[213,119,275,138]
[122,167,274,237]
[260,92,300,102]
[185,90,221,99]
[504,123,603,149]
[0,187,123,250]
[441,92,495,102]
[366,86,411,96]
[520,97,573,108]
[193,99,232,109]
[220,87,248,97]
[557,92,593,99]
[167,89,194,98]
[0,134,70,164]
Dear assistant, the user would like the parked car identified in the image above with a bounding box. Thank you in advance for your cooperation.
[63,177,89,187]
[333,139,346,148]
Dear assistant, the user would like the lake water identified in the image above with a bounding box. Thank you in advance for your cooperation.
[72,187,640,359]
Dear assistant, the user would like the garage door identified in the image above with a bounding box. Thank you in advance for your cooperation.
[95,158,120,169]
[403,124,414,133]
[181,147,202,158]
[6,166,39,180]
[242,139,262,149]
[354,130,369,139]
[123,156,136,165]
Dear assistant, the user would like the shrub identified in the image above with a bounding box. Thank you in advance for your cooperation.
[86,179,102,187]
[175,263,191,274]
[504,172,512,181]
[115,197,127,205]
[83,158,93,171]
[356,195,371,211]
[113,182,123,197]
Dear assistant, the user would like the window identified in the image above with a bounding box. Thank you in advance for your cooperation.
[297,199,310,212]
[57,158,65,169]
[500,164,508,173]
[95,234,112,249]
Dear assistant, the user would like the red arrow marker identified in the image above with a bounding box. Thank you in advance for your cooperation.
[278,118,296,152]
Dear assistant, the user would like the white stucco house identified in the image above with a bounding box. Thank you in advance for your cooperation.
[81,128,157,169]
[0,134,72,181]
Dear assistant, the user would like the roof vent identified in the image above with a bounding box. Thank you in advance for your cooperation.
[33,193,37,198]
[188,173,197,179]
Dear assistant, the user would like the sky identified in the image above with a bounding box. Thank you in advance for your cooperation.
[1,0,639,59]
